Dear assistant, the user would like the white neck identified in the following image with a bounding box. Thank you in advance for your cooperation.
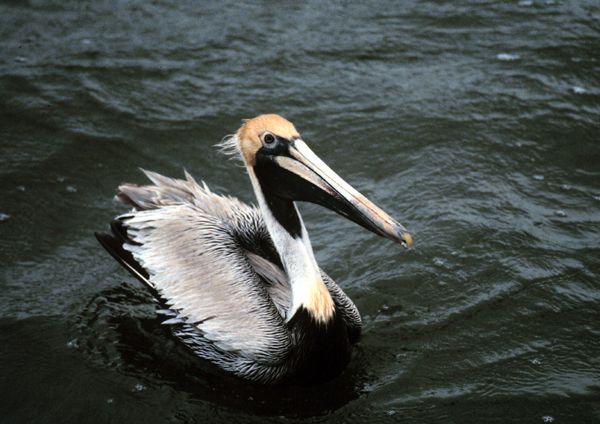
[247,167,334,323]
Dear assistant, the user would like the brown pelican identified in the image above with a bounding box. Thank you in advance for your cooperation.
[96,114,412,384]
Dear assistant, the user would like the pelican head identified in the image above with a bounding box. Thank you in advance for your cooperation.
[230,114,412,248]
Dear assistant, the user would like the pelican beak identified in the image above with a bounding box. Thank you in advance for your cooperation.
[257,139,413,248]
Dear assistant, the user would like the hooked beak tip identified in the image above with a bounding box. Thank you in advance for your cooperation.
[401,232,413,249]
[389,222,412,249]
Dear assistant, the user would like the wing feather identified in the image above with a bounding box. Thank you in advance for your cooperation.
[113,172,293,364]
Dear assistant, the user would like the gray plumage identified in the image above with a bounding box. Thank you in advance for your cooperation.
[108,169,361,383]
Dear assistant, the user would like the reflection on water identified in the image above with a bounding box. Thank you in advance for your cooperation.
[75,284,364,418]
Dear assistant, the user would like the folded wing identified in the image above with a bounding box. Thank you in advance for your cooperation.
[100,170,292,365]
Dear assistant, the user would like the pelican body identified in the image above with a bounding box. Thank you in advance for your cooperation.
[96,114,411,384]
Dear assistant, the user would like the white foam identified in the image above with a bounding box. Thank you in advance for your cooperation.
[497,53,521,61]
[133,383,146,392]
[433,257,446,267]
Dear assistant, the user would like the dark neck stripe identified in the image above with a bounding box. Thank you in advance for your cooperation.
[286,306,351,384]
[253,161,303,239]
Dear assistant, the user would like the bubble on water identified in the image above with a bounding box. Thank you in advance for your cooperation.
[518,0,534,6]
[533,174,544,181]
[554,210,567,217]
[15,56,27,63]
[66,185,77,193]
[530,358,541,365]
[496,53,520,61]
[542,416,554,423]
[16,185,26,192]
[0,213,10,222]
[433,257,446,267]
[572,86,586,94]
[386,410,397,416]
[560,184,571,190]
[81,38,92,46]
[57,176,66,183]
[107,398,114,404]
[67,338,79,349]
[133,383,146,392]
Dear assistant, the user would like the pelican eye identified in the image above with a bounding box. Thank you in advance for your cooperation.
[263,133,276,145]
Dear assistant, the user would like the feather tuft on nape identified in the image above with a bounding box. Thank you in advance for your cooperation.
[216,134,242,161]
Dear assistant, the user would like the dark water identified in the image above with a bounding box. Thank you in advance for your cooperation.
[1,0,600,422]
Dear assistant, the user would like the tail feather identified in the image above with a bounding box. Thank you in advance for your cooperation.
[116,169,202,211]
[113,170,255,232]
[116,185,157,210]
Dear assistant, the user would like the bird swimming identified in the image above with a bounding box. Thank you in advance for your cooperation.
[96,114,412,385]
